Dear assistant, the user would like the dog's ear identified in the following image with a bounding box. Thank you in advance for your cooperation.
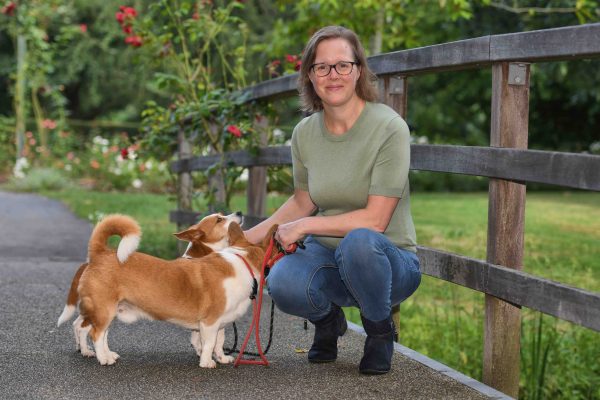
[174,228,205,242]
[228,222,248,246]
[261,224,279,248]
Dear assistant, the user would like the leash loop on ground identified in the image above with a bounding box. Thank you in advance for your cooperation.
[233,235,301,367]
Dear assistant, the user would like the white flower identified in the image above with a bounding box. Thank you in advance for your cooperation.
[132,179,143,189]
[13,157,29,179]
[92,136,109,146]
[127,150,137,160]
[65,164,72,172]
[240,169,249,182]
[144,160,154,170]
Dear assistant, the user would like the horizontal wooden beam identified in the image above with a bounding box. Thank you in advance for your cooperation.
[171,146,292,173]
[244,74,298,102]
[411,145,600,191]
[417,246,600,332]
[368,36,491,76]
[240,23,600,102]
[491,23,600,63]
[171,145,600,191]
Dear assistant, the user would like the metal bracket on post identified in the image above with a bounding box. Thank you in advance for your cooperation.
[508,63,528,86]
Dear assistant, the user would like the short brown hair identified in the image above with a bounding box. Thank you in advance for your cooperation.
[298,26,378,113]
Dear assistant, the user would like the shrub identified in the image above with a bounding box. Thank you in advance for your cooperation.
[7,167,72,191]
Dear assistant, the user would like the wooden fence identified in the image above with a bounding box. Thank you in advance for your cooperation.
[170,23,600,398]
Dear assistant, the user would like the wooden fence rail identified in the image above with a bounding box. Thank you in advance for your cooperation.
[171,23,600,398]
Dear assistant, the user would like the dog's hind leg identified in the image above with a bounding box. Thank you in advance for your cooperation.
[191,331,202,357]
[86,303,118,366]
[74,317,95,357]
[198,322,220,368]
[213,328,234,364]
[101,328,120,364]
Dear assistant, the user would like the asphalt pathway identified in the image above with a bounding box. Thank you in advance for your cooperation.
[0,190,510,399]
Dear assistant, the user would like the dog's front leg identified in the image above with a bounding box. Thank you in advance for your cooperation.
[198,323,219,368]
[213,328,234,364]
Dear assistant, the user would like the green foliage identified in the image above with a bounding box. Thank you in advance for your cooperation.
[7,167,72,191]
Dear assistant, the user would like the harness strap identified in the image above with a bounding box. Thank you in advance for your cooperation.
[234,254,258,300]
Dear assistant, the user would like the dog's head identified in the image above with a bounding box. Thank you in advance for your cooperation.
[174,212,243,258]
[226,222,278,250]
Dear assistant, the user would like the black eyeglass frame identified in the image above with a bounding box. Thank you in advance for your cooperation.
[309,61,359,77]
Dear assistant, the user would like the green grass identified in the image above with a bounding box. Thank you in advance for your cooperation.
[39,187,599,399]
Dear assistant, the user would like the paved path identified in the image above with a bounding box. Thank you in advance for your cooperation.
[0,190,510,399]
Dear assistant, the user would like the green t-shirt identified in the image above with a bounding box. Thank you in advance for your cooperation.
[291,101,417,252]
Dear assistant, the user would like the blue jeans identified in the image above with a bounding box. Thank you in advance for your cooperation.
[267,228,421,322]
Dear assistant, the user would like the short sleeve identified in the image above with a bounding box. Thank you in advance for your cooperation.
[368,117,411,198]
[291,126,309,191]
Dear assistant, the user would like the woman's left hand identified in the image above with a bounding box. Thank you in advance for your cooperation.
[275,220,305,251]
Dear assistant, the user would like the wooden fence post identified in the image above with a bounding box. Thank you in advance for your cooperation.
[177,126,193,255]
[379,75,408,339]
[484,62,530,398]
[247,114,268,219]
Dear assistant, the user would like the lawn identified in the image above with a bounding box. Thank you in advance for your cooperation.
[41,188,599,399]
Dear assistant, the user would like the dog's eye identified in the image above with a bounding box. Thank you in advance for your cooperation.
[216,217,223,223]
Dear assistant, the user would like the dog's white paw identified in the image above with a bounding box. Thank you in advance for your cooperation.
[98,355,117,366]
[107,351,120,364]
[80,347,95,358]
[216,355,234,364]
[199,359,217,369]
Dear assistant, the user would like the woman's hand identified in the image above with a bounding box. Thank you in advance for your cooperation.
[275,219,305,251]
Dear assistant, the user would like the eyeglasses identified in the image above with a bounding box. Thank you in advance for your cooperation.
[310,61,359,77]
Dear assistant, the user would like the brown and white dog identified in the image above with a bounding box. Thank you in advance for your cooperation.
[57,212,247,366]
[57,213,276,368]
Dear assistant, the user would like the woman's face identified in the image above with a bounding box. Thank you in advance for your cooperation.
[310,38,361,110]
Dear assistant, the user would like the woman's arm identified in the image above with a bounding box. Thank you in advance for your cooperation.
[275,194,399,248]
[244,189,317,244]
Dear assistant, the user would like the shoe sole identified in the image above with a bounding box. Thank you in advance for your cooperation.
[359,368,390,375]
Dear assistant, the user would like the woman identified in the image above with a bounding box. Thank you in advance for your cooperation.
[245,26,420,375]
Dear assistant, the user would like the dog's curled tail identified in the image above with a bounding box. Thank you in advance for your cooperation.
[88,214,141,264]
[57,262,88,327]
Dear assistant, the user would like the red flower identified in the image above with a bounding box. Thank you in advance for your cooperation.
[286,54,297,63]
[1,2,16,16]
[119,6,137,18]
[227,125,242,138]
[122,25,132,34]
[115,11,125,24]
[270,59,281,67]
[125,35,143,47]
[295,60,302,71]
[80,24,87,33]
[120,148,129,158]
[41,119,57,130]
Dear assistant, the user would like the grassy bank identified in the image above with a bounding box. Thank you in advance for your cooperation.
[41,188,599,399]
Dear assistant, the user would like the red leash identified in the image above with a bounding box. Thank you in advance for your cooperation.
[233,236,303,367]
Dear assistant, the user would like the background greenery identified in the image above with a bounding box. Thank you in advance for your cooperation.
[2,1,599,399]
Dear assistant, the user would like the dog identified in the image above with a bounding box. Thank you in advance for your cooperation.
[57,212,244,365]
[58,213,276,368]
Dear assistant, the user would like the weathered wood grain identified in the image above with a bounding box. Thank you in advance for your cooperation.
[417,246,600,332]
[171,145,600,191]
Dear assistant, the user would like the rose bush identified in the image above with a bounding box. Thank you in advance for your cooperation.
[115,1,264,210]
